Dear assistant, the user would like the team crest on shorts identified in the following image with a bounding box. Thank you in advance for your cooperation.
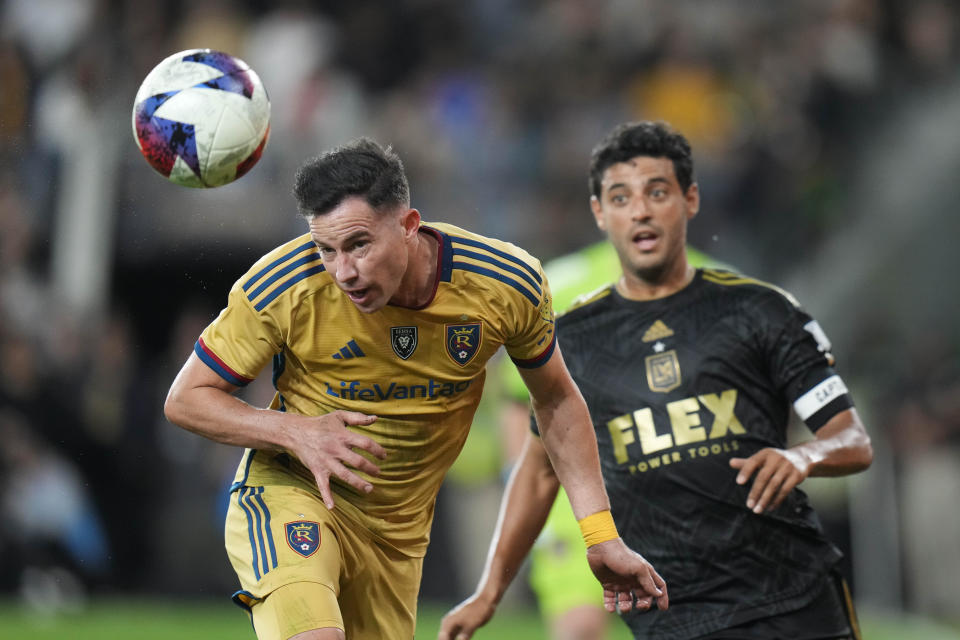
[445,322,482,366]
[645,349,681,393]
[391,326,418,360]
[285,521,320,558]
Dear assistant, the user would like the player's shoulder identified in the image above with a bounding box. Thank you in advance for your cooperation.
[561,283,615,315]
[555,284,616,337]
[699,268,801,309]
[431,221,541,267]
[233,232,331,313]
[428,221,546,306]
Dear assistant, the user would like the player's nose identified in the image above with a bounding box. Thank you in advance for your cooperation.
[630,200,652,221]
[334,256,359,284]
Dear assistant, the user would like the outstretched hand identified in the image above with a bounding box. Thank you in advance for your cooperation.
[729,447,810,514]
[586,538,669,613]
[437,593,497,640]
[289,410,387,509]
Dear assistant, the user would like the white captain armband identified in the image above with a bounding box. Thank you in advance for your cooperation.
[793,375,848,421]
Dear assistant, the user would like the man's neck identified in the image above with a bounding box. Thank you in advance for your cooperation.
[616,262,695,301]
[391,228,439,308]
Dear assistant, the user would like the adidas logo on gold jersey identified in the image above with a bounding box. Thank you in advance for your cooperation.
[332,339,365,360]
[642,320,674,342]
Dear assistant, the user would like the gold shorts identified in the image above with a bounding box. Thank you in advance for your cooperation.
[225,484,423,640]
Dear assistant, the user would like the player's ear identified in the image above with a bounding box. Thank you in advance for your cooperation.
[685,183,700,220]
[590,195,607,231]
[399,208,421,239]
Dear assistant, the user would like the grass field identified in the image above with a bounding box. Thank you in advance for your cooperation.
[0,598,958,639]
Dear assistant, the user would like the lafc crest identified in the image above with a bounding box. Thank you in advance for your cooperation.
[285,521,320,558]
[645,349,681,393]
[391,326,418,360]
[445,322,482,366]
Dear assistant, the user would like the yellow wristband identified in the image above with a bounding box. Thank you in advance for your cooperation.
[578,510,619,548]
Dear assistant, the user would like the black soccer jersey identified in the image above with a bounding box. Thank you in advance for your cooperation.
[538,269,854,639]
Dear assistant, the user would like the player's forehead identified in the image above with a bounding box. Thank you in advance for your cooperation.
[600,155,677,192]
[307,196,388,245]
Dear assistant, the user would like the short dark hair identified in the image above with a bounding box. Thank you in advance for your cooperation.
[293,138,410,217]
[588,121,695,199]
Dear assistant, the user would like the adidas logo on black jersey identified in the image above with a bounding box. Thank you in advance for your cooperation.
[642,320,674,342]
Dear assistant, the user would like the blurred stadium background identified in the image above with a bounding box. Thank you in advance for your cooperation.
[1,0,959,637]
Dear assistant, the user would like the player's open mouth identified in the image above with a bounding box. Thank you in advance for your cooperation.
[633,230,659,251]
[346,288,370,303]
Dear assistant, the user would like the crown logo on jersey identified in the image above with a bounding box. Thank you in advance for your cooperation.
[391,326,418,360]
[332,339,365,360]
[285,521,320,558]
[642,320,674,343]
[445,322,482,367]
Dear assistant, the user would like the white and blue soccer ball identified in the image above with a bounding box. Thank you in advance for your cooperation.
[132,49,271,188]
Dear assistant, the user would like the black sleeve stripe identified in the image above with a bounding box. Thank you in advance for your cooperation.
[804,395,855,432]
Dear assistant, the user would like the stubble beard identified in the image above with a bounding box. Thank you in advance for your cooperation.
[626,240,685,287]
[631,260,669,286]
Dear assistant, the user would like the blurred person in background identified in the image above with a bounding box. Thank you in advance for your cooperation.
[888,337,960,619]
[0,407,110,612]
[440,121,873,640]
[163,138,667,640]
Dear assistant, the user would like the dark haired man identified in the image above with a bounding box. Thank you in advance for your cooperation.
[440,122,872,640]
[164,138,666,640]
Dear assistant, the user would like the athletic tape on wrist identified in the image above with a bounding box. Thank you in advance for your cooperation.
[578,510,619,547]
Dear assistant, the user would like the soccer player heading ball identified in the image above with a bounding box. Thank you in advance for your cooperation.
[440,121,873,640]
[164,138,667,640]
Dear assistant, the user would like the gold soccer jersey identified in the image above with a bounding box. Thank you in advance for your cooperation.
[196,222,555,556]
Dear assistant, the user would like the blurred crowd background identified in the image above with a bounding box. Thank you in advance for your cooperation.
[1,0,959,631]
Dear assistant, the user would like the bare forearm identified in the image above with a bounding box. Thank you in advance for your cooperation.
[794,408,873,477]
[436,444,560,640]
[475,441,559,604]
[164,384,294,450]
[164,353,300,452]
[517,351,611,520]
[532,390,609,520]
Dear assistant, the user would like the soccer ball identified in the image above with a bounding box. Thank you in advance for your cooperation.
[132,49,270,188]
